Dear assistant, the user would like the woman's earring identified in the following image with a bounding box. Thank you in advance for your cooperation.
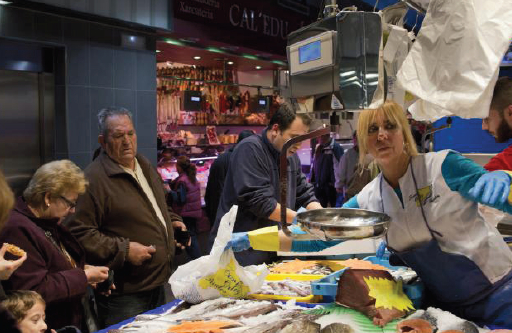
[403,142,409,155]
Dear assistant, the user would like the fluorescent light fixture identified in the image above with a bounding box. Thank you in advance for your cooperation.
[255,66,262,70]
[193,56,201,60]
[0,1,12,4]
[272,60,287,66]
[165,39,185,46]
[156,50,161,53]
[206,47,224,54]
[242,54,258,60]
[227,61,234,65]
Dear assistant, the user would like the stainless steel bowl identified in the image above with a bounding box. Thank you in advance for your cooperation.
[296,208,390,241]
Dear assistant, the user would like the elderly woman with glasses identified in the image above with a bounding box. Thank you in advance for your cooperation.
[0,160,110,332]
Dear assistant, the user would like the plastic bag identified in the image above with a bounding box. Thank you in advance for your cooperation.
[397,0,512,121]
[169,205,268,303]
[370,3,411,109]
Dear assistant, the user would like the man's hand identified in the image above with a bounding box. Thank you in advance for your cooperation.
[172,220,191,247]
[0,243,27,280]
[127,242,156,265]
[84,265,109,284]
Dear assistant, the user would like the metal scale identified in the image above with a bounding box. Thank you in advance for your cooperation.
[278,0,399,241]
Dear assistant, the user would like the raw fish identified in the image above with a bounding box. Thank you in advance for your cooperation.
[407,308,479,333]
[439,331,464,333]
[280,319,320,333]
[320,323,355,333]
[167,320,239,333]
[397,318,434,333]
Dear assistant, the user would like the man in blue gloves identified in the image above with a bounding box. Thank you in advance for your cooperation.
[209,103,323,266]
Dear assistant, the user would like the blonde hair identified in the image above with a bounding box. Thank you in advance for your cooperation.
[23,160,88,210]
[1,290,45,322]
[357,100,418,167]
[0,169,14,228]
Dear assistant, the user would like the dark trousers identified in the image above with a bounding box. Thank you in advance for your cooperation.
[183,216,202,259]
[96,285,165,329]
[314,185,337,208]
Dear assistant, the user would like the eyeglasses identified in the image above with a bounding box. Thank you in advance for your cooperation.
[59,195,77,209]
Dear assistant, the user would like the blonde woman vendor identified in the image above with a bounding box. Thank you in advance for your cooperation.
[228,101,512,328]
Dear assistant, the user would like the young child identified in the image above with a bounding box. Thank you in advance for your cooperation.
[1,290,55,333]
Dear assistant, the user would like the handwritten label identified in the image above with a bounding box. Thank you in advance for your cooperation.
[198,258,250,297]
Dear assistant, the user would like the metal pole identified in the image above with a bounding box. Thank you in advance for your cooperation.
[279,126,330,236]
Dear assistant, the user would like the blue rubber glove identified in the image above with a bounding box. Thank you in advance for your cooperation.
[226,232,251,252]
[292,207,308,225]
[376,241,387,259]
[468,171,511,206]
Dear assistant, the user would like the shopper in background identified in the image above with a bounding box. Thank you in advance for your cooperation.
[66,107,186,328]
[209,103,322,266]
[171,156,202,260]
[337,131,379,203]
[482,77,512,171]
[0,160,109,332]
[337,131,359,197]
[204,130,256,224]
[310,133,344,207]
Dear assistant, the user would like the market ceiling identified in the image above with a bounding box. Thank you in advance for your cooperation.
[157,0,425,71]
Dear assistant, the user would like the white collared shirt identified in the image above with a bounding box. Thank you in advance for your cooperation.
[121,158,167,235]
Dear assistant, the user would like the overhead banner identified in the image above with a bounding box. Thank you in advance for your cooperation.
[172,0,317,55]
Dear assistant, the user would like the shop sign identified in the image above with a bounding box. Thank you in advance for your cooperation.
[173,0,317,53]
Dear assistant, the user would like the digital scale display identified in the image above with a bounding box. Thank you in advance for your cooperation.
[191,96,200,102]
[299,40,321,64]
[259,100,266,105]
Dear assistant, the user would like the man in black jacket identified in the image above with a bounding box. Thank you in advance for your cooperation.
[208,104,322,266]
[204,130,256,224]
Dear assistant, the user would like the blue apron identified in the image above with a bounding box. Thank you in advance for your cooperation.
[381,163,512,327]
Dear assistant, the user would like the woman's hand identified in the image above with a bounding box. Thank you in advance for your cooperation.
[84,265,109,284]
[469,171,511,205]
[0,243,27,280]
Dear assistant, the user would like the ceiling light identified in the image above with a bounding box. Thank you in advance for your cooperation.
[227,61,234,65]
[165,39,185,46]
[193,56,201,60]
[242,54,258,60]
[255,66,262,70]
[272,60,287,66]
[156,50,161,53]
[206,47,224,54]
[0,1,12,4]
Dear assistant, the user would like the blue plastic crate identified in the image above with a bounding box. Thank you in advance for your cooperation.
[311,257,424,308]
